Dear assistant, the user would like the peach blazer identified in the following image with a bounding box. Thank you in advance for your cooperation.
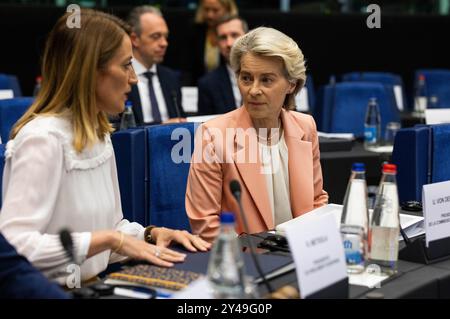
[186,107,328,242]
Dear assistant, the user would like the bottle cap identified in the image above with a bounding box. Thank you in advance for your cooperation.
[352,162,365,172]
[383,163,397,173]
[125,100,132,108]
[369,97,377,104]
[36,75,42,83]
[220,211,235,224]
[419,74,425,81]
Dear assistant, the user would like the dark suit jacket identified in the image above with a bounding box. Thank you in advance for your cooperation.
[0,233,69,299]
[197,64,237,115]
[190,23,226,86]
[128,64,185,126]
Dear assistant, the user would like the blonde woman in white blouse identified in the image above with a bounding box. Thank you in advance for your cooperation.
[0,9,210,283]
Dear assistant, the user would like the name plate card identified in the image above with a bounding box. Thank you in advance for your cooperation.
[0,90,13,100]
[423,180,450,247]
[425,109,450,125]
[181,87,198,113]
[284,212,347,298]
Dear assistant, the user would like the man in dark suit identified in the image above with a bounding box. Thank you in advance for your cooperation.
[197,16,248,116]
[127,6,185,125]
[0,233,69,298]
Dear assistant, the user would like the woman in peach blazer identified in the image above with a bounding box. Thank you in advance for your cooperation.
[186,27,328,242]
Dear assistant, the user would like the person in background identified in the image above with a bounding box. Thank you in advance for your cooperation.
[191,0,238,84]
[197,15,248,115]
[186,27,328,242]
[0,9,210,286]
[127,5,185,125]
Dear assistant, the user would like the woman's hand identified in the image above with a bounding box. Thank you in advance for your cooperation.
[89,230,186,267]
[113,232,187,267]
[151,227,211,252]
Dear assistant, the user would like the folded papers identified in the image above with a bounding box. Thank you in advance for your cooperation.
[107,264,202,291]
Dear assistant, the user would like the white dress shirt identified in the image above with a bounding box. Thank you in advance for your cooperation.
[0,114,145,282]
[133,59,169,122]
[259,132,293,226]
[227,64,241,108]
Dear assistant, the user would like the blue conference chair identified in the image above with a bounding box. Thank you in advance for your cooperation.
[392,123,450,204]
[0,74,22,97]
[392,125,431,204]
[430,124,450,183]
[315,82,400,138]
[111,128,147,225]
[0,97,33,143]
[414,69,450,108]
[146,123,198,231]
[342,72,407,111]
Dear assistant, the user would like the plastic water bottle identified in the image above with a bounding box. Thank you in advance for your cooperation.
[414,74,427,115]
[369,163,400,275]
[364,97,381,149]
[207,212,247,299]
[120,101,136,130]
[340,163,369,274]
[33,76,42,97]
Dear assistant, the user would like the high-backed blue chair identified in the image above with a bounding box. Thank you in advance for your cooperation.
[392,123,450,204]
[392,125,431,204]
[315,82,400,138]
[431,124,450,183]
[0,74,22,97]
[111,128,147,225]
[146,123,198,231]
[342,72,407,111]
[0,97,33,143]
[414,69,450,108]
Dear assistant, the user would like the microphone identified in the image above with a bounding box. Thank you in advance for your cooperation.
[229,180,274,294]
[59,228,76,264]
[171,90,182,119]
[59,228,101,299]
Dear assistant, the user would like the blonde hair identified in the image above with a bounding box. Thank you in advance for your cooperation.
[11,9,130,152]
[230,27,307,110]
[195,0,238,24]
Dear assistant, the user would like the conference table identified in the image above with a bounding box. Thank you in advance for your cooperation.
[242,232,450,299]
[95,219,450,299]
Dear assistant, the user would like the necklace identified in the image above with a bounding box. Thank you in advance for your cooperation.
[258,119,282,145]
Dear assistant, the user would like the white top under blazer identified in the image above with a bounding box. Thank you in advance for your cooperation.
[0,114,145,282]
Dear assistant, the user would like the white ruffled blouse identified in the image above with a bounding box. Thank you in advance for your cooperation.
[0,115,145,282]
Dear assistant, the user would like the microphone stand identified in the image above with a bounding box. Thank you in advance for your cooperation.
[231,183,274,294]
[171,90,182,119]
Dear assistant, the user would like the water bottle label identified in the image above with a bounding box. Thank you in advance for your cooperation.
[364,126,377,143]
[342,234,364,265]
[415,97,427,112]
[370,226,399,262]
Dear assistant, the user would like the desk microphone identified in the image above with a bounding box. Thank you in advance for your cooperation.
[59,228,102,299]
[171,90,182,119]
[59,228,76,264]
[229,180,274,294]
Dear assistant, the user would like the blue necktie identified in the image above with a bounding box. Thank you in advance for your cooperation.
[143,71,161,123]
